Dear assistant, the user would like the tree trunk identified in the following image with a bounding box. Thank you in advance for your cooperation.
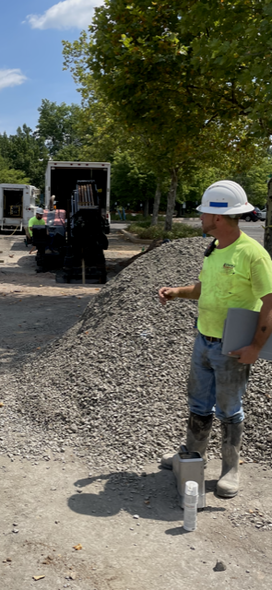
[264,178,272,254]
[151,181,161,226]
[143,199,149,218]
[164,169,178,231]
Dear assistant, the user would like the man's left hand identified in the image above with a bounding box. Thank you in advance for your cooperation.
[228,345,259,365]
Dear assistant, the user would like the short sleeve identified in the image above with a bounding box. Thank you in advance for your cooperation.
[250,255,272,299]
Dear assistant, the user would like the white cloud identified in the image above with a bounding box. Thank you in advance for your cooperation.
[26,0,104,30]
[0,69,27,91]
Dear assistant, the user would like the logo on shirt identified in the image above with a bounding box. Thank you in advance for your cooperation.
[223,263,235,274]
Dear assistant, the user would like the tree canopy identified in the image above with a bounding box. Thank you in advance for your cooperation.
[85,0,272,136]
[0,125,48,190]
[62,0,272,228]
[111,150,156,209]
[0,155,30,185]
[36,99,83,158]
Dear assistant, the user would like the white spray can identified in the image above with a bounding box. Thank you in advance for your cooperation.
[183,481,199,532]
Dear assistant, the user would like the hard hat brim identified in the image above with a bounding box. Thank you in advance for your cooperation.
[196,203,254,215]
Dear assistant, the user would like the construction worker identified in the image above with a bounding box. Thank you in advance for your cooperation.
[28,208,45,254]
[159,180,272,498]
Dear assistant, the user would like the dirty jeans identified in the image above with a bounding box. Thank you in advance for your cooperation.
[188,333,250,424]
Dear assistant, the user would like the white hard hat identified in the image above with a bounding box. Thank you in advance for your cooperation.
[196,180,254,215]
[36,207,44,215]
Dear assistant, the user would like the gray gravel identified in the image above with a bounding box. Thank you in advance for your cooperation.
[228,506,272,531]
[1,237,272,470]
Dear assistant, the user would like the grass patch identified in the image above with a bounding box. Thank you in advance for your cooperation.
[128,219,152,229]
[127,221,202,240]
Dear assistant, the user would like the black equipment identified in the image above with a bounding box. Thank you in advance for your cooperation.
[33,180,109,282]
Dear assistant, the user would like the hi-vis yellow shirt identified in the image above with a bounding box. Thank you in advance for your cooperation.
[28,216,45,237]
[198,232,272,338]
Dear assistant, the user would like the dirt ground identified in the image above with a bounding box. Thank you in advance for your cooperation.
[0,228,272,590]
[0,228,142,368]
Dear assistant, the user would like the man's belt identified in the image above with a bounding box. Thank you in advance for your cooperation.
[202,334,222,343]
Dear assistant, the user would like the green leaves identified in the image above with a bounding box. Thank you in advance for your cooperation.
[61,0,272,228]
[0,125,48,190]
[36,99,83,158]
[0,155,30,184]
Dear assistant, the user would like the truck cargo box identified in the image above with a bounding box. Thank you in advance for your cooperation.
[45,161,111,231]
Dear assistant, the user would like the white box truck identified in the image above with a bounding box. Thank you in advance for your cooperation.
[0,184,40,232]
[45,161,111,232]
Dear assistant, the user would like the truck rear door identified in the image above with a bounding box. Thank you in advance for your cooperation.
[3,188,23,218]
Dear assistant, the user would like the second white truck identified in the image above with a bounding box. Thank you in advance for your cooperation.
[0,184,40,233]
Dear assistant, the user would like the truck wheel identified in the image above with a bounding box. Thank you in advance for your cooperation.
[244,215,251,222]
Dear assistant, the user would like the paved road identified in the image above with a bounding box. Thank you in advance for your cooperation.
[238,220,265,245]
[190,220,265,245]
[113,219,266,245]
[175,218,265,245]
[110,221,129,231]
[202,220,265,245]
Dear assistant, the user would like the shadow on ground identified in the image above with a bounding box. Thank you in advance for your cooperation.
[68,470,225,524]
[0,294,90,371]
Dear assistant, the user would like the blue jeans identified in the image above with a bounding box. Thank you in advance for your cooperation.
[188,333,250,424]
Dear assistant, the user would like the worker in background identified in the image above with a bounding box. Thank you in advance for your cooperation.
[28,208,45,254]
[116,203,126,220]
[159,180,272,498]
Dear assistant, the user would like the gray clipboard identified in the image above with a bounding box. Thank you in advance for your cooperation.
[222,308,272,361]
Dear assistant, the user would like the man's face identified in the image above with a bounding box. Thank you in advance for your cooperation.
[36,214,43,220]
[200,213,217,235]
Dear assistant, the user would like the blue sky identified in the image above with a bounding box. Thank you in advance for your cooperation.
[0,0,103,135]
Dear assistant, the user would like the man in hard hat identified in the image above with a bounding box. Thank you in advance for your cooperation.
[28,208,45,254]
[159,180,272,498]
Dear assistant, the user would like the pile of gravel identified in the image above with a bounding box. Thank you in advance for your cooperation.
[1,237,272,470]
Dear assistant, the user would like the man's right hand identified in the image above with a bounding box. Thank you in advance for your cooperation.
[158,287,178,305]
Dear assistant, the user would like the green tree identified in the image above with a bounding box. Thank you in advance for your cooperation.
[178,0,272,136]
[0,125,48,190]
[63,19,211,229]
[111,150,156,212]
[0,155,30,184]
[63,1,270,230]
[36,99,83,158]
[231,158,272,207]
[74,85,121,162]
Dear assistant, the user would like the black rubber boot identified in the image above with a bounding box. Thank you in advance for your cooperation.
[161,412,213,470]
[186,412,213,466]
[216,421,244,498]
